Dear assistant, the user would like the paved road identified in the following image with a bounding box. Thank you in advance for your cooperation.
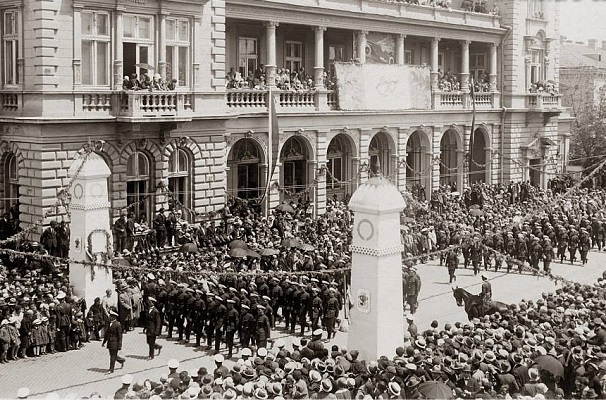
[1,251,604,398]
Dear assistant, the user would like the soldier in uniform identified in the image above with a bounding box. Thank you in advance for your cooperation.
[446,246,458,283]
[298,285,311,336]
[404,268,421,314]
[515,234,528,273]
[205,293,217,349]
[239,304,255,349]
[529,237,542,273]
[579,228,591,265]
[145,297,162,360]
[480,274,492,313]
[505,232,515,273]
[102,311,125,373]
[289,283,301,334]
[310,288,323,331]
[224,299,239,358]
[213,296,227,354]
[323,289,339,340]
[153,208,167,247]
[470,237,482,276]
[255,305,271,348]
[283,281,294,332]
[557,227,568,263]
[542,237,554,273]
[193,290,206,348]
[569,228,579,264]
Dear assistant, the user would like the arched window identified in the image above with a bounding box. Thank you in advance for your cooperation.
[168,148,191,219]
[327,136,345,190]
[440,130,459,187]
[281,136,307,193]
[228,139,261,200]
[3,153,19,217]
[126,151,151,223]
[369,133,391,176]
[406,131,422,187]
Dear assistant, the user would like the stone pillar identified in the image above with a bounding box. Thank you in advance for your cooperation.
[348,176,406,361]
[316,131,328,215]
[68,153,113,311]
[461,40,470,92]
[489,43,498,91]
[158,12,168,79]
[73,5,83,88]
[265,22,278,88]
[430,37,440,90]
[396,34,406,65]
[358,31,368,64]
[113,10,124,90]
[314,26,326,88]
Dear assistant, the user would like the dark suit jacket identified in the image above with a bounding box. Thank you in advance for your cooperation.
[146,306,162,336]
[103,320,123,350]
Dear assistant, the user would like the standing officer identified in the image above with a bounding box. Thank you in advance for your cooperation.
[446,245,458,283]
[56,292,72,352]
[569,228,579,264]
[102,311,125,374]
[579,228,591,265]
[310,288,323,331]
[404,268,421,314]
[224,299,239,358]
[480,274,492,313]
[323,289,339,339]
[193,290,206,348]
[213,296,227,354]
[255,305,271,348]
[557,226,568,263]
[145,297,162,360]
[154,208,167,247]
[542,238,554,273]
[239,304,255,349]
[298,286,311,336]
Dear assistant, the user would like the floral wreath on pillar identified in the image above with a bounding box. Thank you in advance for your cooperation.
[86,228,113,280]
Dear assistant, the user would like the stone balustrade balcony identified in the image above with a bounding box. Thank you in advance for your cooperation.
[432,91,500,110]
[525,93,561,110]
[225,89,338,112]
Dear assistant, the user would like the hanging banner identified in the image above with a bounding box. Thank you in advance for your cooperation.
[334,62,431,111]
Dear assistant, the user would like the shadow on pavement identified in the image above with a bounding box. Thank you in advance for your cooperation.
[86,368,108,374]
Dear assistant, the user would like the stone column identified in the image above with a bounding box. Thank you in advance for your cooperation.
[461,40,470,92]
[358,31,368,64]
[489,43,498,91]
[349,176,406,361]
[431,37,440,90]
[396,34,406,65]
[68,153,114,311]
[314,26,326,88]
[158,12,168,79]
[316,131,328,215]
[113,10,124,90]
[265,22,278,88]
[73,5,82,88]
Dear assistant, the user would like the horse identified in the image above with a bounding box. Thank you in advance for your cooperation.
[452,287,509,320]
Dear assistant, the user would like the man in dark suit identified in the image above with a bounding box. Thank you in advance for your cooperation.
[102,311,125,373]
[56,291,72,352]
[145,297,163,360]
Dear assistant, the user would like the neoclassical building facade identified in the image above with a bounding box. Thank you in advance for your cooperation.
[0,0,571,232]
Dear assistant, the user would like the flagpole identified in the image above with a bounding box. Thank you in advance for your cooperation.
[265,85,273,216]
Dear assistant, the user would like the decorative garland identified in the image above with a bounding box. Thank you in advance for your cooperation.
[86,228,113,280]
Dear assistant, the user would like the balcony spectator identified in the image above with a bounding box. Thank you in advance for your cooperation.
[152,74,166,91]
[461,0,473,11]
[474,0,487,13]
[140,74,152,90]
[489,3,500,16]
[167,79,178,91]
[124,74,141,91]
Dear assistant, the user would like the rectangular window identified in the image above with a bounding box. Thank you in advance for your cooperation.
[529,49,544,86]
[405,50,414,65]
[122,14,155,79]
[470,53,486,82]
[3,10,19,85]
[81,11,110,86]
[166,18,189,87]
[285,41,303,73]
[238,37,258,78]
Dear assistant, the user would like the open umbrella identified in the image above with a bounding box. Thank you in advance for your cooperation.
[229,239,248,250]
[281,238,301,248]
[533,355,564,378]
[260,248,279,256]
[228,247,249,258]
[180,242,198,253]
[246,249,261,258]
[113,257,131,268]
[416,381,454,400]
[275,203,294,213]
[298,243,315,251]
[469,204,481,210]
[135,62,155,71]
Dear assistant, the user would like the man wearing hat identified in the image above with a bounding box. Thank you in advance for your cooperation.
[254,305,271,348]
[115,374,133,399]
[224,299,239,358]
[56,291,72,352]
[145,297,163,360]
[102,310,125,373]
[480,274,492,312]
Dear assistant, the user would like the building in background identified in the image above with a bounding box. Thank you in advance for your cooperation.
[0,0,570,234]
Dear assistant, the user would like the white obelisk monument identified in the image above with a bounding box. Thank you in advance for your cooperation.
[348,175,406,361]
[68,152,114,308]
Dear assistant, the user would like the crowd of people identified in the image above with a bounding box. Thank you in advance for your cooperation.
[393,0,499,15]
[226,66,337,93]
[3,173,606,398]
[122,73,179,91]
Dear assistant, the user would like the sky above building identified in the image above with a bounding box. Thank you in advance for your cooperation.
[558,0,606,42]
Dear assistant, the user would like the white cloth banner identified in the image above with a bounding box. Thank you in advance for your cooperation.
[334,62,431,111]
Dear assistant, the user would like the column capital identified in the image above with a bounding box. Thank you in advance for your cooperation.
[313,26,327,33]
[359,30,368,37]
[159,10,170,16]
[398,34,407,39]
[462,39,471,46]
[265,21,279,29]
[433,37,441,42]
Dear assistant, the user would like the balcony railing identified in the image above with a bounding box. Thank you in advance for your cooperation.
[1,93,20,112]
[432,91,499,110]
[118,92,193,118]
[225,89,338,111]
[526,93,561,110]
